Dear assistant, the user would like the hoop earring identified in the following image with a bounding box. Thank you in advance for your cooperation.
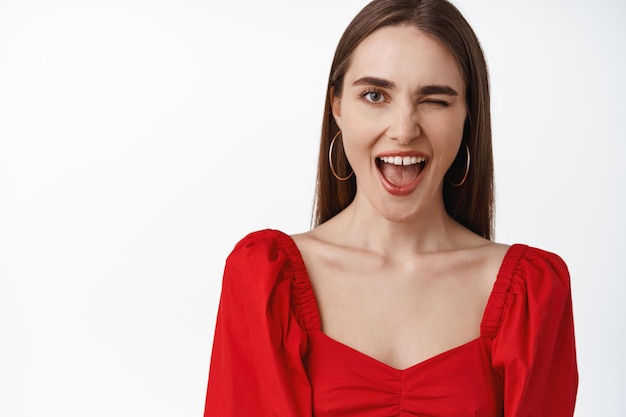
[448,143,470,187]
[329,130,354,181]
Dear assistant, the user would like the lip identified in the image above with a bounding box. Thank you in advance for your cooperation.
[375,150,429,159]
[375,150,429,197]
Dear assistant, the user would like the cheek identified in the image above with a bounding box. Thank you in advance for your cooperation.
[339,113,379,166]
[427,114,466,165]
[442,104,466,136]
[445,122,466,154]
[341,132,370,172]
[448,122,466,150]
[344,106,388,135]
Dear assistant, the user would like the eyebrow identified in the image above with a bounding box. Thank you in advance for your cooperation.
[352,76,458,96]
[352,76,395,89]
[418,85,459,96]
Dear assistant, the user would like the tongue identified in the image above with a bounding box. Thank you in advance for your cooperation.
[379,163,421,187]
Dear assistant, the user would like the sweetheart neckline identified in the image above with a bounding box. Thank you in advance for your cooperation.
[276,231,524,371]
[315,329,482,372]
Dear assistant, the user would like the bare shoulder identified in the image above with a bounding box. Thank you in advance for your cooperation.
[290,229,325,259]
[290,226,347,269]
[290,220,347,259]
[476,241,511,269]
[289,229,315,249]
[458,239,511,284]
[290,228,345,292]
[451,223,510,267]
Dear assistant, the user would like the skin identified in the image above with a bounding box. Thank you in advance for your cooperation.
[293,25,509,370]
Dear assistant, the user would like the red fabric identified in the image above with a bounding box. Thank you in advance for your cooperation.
[204,229,578,417]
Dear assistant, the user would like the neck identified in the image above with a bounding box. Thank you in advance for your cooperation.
[332,193,465,259]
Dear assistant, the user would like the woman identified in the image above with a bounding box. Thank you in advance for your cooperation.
[205,0,578,415]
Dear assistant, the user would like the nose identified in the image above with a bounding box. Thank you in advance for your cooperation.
[388,100,420,145]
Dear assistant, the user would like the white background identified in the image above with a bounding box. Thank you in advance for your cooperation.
[1,0,624,416]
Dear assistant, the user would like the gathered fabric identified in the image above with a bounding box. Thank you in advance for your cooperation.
[205,229,578,417]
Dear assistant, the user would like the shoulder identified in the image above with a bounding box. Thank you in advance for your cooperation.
[229,228,284,254]
[500,245,572,320]
[227,229,296,262]
[505,245,571,293]
[223,229,305,289]
[483,244,571,337]
[220,229,318,330]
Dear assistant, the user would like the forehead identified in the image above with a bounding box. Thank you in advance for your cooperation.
[346,24,465,91]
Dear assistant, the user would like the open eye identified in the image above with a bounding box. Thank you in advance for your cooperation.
[360,89,387,103]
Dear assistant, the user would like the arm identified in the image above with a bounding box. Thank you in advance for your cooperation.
[204,232,312,416]
[492,248,578,416]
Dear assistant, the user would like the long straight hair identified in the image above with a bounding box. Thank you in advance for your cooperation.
[313,0,494,240]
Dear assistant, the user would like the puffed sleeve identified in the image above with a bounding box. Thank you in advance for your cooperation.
[204,231,312,416]
[491,247,578,416]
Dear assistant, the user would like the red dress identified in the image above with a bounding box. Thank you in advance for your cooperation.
[205,229,578,416]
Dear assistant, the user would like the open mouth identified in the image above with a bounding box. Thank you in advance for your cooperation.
[375,155,427,195]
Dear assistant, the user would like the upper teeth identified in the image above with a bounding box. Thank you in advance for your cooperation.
[379,156,426,166]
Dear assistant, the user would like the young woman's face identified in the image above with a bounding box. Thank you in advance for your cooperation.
[332,24,467,223]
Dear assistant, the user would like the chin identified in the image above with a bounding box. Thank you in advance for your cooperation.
[375,202,423,225]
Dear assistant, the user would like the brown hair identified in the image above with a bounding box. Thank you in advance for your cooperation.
[313,0,494,239]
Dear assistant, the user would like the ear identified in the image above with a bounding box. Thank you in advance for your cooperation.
[330,87,342,129]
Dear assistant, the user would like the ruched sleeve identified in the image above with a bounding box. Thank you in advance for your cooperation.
[204,230,312,416]
[491,246,578,416]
